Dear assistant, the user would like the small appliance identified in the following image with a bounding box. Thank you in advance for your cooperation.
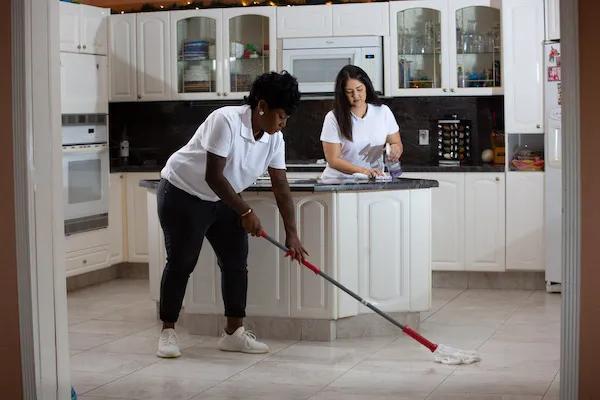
[281,36,383,94]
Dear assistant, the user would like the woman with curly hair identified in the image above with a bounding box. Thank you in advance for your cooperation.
[156,71,307,358]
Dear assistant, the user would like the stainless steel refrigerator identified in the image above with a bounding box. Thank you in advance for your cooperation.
[544,40,562,292]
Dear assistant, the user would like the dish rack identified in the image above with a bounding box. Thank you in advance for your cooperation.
[436,115,472,166]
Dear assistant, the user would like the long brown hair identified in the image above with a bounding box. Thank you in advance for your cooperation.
[333,65,382,141]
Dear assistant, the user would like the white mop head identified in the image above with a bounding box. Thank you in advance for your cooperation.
[432,344,481,365]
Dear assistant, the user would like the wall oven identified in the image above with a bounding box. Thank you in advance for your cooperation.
[281,36,383,94]
[62,114,109,235]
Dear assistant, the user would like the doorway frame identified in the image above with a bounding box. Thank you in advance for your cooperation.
[13,0,581,398]
[12,0,71,398]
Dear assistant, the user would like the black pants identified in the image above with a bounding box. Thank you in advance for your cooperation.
[157,178,248,323]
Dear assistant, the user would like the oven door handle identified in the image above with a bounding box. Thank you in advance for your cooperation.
[62,144,109,154]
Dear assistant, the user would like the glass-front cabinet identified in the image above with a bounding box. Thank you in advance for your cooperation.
[170,7,276,100]
[390,0,502,97]
[449,0,502,95]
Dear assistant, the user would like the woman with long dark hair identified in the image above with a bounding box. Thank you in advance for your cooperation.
[320,65,403,179]
[156,71,308,358]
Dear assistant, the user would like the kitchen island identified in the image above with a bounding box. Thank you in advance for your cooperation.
[140,176,439,341]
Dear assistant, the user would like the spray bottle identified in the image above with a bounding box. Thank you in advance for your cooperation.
[385,143,403,178]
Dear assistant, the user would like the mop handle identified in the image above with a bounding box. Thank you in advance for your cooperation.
[259,231,438,353]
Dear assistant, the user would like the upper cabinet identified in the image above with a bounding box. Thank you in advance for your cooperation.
[60,2,109,56]
[110,7,276,102]
[390,0,502,97]
[502,0,544,133]
[277,3,388,38]
[545,0,560,40]
[171,7,276,100]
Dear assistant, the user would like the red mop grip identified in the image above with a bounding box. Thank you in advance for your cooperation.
[302,260,321,275]
[402,326,438,353]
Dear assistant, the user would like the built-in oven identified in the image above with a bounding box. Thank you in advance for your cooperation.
[62,114,110,235]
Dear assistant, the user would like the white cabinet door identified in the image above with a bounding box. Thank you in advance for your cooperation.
[60,52,109,115]
[545,0,560,40]
[401,173,465,271]
[126,172,161,263]
[503,0,544,134]
[465,173,506,271]
[136,13,171,101]
[109,14,138,102]
[60,2,81,53]
[506,172,545,271]
[332,3,389,36]
[244,193,291,317]
[184,239,223,314]
[357,191,410,312]
[290,193,335,319]
[80,4,109,55]
[276,5,333,38]
[109,173,124,264]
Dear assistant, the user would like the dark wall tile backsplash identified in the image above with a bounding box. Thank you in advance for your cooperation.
[109,96,503,169]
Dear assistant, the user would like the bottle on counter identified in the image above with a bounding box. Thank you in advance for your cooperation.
[120,128,129,167]
[385,143,403,178]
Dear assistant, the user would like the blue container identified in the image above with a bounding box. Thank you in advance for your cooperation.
[71,386,77,400]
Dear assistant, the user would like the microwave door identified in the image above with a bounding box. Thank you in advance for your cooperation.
[283,48,361,93]
[62,143,109,223]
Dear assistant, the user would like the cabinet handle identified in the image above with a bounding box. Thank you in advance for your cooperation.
[536,124,541,129]
[443,88,448,92]
[450,88,455,92]
[137,95,141,100]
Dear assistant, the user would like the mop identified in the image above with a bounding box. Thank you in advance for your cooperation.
[260,231,481,366]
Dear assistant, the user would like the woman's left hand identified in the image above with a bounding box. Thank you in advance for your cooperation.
[387,143,403,163]
[285,233,309,263]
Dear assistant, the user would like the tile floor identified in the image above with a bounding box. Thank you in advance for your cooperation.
[68,279,561,400]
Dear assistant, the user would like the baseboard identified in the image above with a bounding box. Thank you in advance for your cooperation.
[66,262,149,292]
[432,271,546,290]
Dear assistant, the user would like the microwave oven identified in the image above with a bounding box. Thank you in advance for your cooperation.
[281,36,383,94]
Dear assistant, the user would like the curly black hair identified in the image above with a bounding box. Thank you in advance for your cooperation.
[244,70,301,116]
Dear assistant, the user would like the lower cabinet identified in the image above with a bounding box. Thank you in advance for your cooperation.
[403,172,508,272]
[505,172,545,271]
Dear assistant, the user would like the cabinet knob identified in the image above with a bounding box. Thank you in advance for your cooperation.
[223,92,228,97]
[137,95,141,100]
[77,45,81,49]
[450,88,455,92]
[443,88,448,92]
[495,177,500,182]
[536,124,541,129]
[83,45,87,49]
[217,92,221,96]
[83,259,87,264]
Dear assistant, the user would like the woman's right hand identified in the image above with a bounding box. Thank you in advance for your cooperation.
[362,168,384,178]
[241,212,263,237]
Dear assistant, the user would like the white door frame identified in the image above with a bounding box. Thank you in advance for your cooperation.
[12,0,581,398]
[559,0,580,398]
[13,0,70,398]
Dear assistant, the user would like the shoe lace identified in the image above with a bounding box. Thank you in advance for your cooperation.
[242,330,258,350]
[161,330,179,347]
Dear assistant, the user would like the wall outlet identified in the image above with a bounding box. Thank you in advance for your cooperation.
[419,129,429,145]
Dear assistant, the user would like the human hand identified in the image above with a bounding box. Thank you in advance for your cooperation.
[387,143,403,163]
[241,212,262,237]
[361,168,384,178]
[285,233,309,263]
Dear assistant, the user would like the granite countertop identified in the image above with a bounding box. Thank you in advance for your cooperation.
[116,163,506,174]
[139,177,439,192]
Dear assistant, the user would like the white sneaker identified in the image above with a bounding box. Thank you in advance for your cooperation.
[217,326,270,354]
[157,328,181,358]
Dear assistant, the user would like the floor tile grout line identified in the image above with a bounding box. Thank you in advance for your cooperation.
[542,369,560,397]
[421,288,468,323]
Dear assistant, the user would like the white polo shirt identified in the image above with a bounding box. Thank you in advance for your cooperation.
[319,103,399,180]
[161,105,286,202]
